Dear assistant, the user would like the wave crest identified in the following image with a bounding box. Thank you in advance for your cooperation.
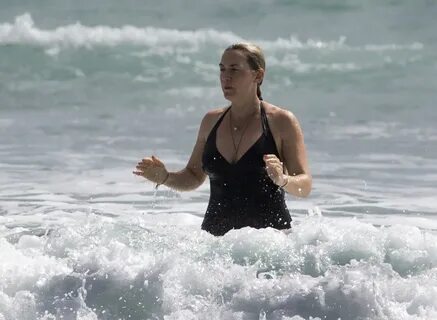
[1,14,423,53]
[0,13,242,50]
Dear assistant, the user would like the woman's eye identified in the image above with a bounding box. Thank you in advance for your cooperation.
[219,68,239,73]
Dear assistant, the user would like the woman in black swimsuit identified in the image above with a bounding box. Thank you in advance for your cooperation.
[134,43,312,236]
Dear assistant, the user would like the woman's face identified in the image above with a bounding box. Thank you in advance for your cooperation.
[219,49,259,101]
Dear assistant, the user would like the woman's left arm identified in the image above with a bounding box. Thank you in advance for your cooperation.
[264,109,312,197]
[280,110,312,197]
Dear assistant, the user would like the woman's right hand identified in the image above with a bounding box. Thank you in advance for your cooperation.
[133,155,169,184]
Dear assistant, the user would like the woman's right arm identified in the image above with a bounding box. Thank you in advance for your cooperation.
[134,112,215,191]
[162,114,212,191]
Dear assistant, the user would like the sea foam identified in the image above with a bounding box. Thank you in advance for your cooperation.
[0,14,423,54]
[1,214,436,319]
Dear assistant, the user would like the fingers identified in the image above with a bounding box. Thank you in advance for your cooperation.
[264,154,284,185]
[267,164,283,172]
[135,159,152,172]
[265,162,282,173]
[263,154,279,161]
[265,161,282,168]
[152,155,165,167]
[138,156,164,167]
[263,154,282,165]
[135,156,161,170]
[133,156,167,183]
[136,162,152,169]
[265,165,282,178]
[140,158,154,165]
[264,154,283,170]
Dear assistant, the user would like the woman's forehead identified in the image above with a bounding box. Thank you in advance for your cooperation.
[219,50,249,67]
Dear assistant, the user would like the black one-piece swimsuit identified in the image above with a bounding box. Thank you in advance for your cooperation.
[201,103,292,236]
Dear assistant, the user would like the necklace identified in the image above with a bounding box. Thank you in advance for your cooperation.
[229,104,260,163]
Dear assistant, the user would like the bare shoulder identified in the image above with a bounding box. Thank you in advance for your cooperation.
[262,102,300,134]
[198,106,229,140]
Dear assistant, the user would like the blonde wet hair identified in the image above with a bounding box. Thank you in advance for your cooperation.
[225,43,266,100]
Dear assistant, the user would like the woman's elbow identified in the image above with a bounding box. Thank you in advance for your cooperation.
[186,167,207,190]
[299,175,312,198]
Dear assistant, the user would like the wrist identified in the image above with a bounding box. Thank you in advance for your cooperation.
[279,174,289,188]
[155,171,170,189]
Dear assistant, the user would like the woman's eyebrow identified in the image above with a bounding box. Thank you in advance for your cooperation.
[219,63,240,67]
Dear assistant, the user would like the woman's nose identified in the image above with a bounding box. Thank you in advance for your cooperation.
[221,71,232,81]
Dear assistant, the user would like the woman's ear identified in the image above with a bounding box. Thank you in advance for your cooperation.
[256,69,265,85]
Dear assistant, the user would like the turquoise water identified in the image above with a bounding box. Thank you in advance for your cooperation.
[1,1,437,319]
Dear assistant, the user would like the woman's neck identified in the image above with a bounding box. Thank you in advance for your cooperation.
[230,96,261,120]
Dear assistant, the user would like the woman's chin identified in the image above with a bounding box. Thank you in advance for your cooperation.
[223,90,236,100]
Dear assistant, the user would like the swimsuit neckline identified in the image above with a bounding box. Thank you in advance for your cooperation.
[213,102,269,165]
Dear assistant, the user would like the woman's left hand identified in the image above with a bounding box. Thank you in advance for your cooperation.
[263,154,287,186]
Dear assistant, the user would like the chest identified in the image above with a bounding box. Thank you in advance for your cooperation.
[202,128,279,177]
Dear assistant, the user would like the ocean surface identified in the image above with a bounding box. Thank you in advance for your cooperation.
[1,1,437,319]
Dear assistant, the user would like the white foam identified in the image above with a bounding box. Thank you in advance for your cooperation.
[0,238,71,294]
[1,215,436,319]
[0,291,37,320]
[269,54,361,73]
[0,14,241,49]
[0,14,423,55]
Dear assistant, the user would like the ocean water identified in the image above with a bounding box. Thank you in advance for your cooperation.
[1,1,437,319]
